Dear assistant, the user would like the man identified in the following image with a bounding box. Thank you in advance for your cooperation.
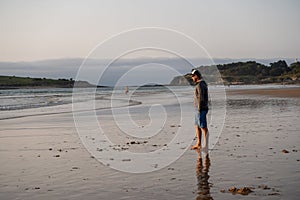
[191,68,209,150]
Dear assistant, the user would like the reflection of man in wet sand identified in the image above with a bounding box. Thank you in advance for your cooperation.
[191,69,209,150]
[196,149,213,200]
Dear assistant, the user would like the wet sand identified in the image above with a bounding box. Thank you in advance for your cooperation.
[0,86,300,200]
[227,86,300,98]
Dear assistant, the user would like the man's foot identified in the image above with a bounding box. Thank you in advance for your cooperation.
[191,145,201,150]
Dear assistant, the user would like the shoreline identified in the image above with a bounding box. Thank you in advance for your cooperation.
[1,82,300,90]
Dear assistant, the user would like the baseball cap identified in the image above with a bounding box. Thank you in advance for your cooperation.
[191,68,201,77]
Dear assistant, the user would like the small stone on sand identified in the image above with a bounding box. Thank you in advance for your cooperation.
[228,186,253,195]
[228,186,237,192]
[258,185,270,190]
[282,149,289,153]
[268,192,280,196]
[237,187,253,195]
[72,167,79,170]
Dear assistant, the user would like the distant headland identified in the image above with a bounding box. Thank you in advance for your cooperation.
[170,60,300,85]
[0,76,94,89]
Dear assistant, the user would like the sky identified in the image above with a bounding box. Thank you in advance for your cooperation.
[0,0,299,85]
[0,0,299,62]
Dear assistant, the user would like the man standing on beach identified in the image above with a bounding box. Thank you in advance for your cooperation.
[191,69,209,150]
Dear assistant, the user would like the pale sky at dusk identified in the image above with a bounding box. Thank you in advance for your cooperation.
[0,0,299,62]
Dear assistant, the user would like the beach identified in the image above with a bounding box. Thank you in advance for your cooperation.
[0,85,300,200]
[227,86,300,98]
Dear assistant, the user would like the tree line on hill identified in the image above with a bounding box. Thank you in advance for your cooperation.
[0,76,93,89]
[170,60,300,85]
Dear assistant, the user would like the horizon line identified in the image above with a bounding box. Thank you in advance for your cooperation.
[0,56,298,64]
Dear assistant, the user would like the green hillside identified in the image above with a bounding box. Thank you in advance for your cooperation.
[0,76,92,89]
[170,60,300,85]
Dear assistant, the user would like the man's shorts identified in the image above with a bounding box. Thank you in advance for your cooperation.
[195,109,208,128]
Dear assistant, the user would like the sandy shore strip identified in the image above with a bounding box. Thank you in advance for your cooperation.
[226,86,300,98]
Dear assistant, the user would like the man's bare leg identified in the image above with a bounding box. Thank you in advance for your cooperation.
[192,125,202,149]
[201,127,208,149]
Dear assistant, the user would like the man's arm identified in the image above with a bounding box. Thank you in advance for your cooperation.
[196,84,201,112]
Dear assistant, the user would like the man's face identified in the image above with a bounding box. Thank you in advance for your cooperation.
[191,74,197,82]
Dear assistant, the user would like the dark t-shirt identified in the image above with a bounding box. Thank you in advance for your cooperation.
[194,80,209,111]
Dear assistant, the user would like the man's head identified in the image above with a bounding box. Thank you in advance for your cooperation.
[191,68,201,82]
